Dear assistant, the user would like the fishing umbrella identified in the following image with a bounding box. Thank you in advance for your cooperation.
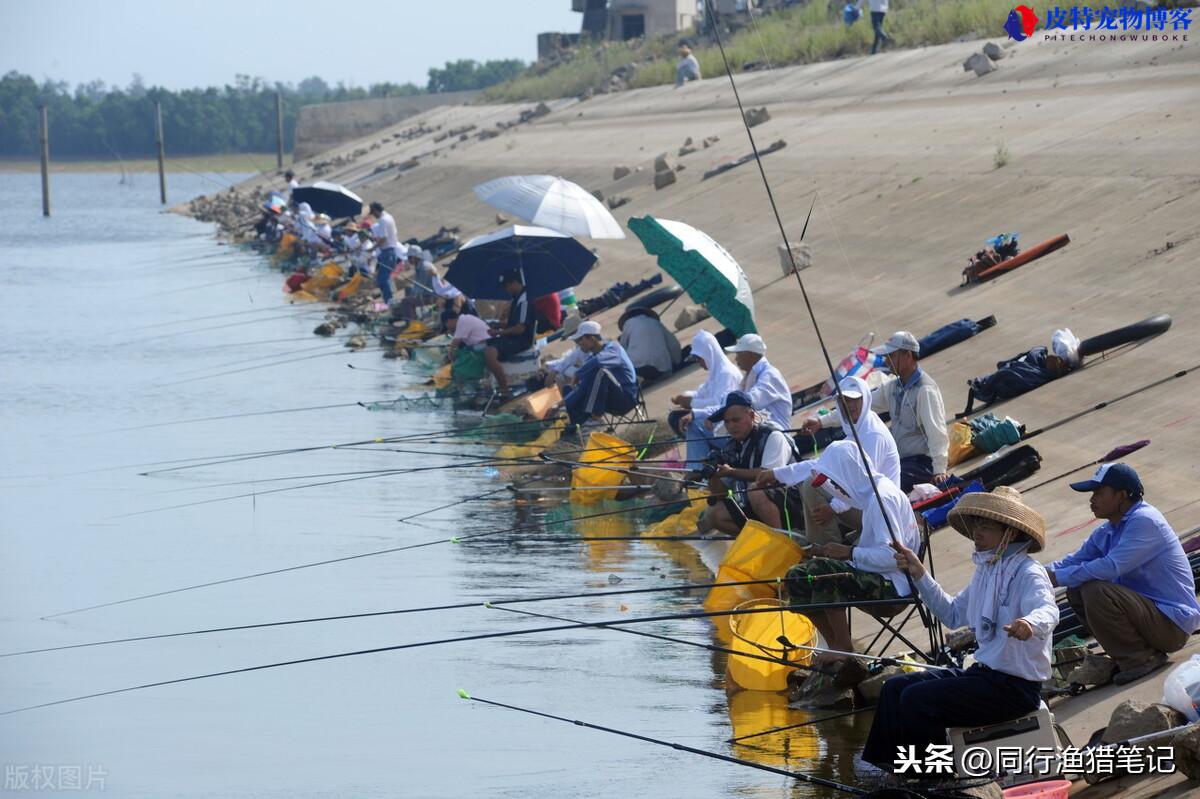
[290,181,364,219]
[445,225,597,301]
[473,175,626,240]
[627,216,757,337]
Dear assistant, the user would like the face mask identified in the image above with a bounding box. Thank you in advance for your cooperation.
[814,473,852,505]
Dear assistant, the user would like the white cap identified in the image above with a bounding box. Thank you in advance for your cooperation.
[725,333,766,355]
[837,377,864,399]
[570,320,603,340]
[407,245,423,259]
[871,331,920,356]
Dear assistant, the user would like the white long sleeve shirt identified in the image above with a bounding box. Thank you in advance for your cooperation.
[915,556,1058,682]
[741,358,793,432]
[822,370,949,474]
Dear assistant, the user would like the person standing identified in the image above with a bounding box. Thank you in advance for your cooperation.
[725,334,792,432]
[369,201,400,304]
[1049,463,1200,684]
[856,0,892,54]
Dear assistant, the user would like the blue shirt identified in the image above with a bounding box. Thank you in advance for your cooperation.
[569,341,638,404]
[1050,501,1200,634]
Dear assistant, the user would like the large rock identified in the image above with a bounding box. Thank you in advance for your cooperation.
[744,107,771,127]
[606,195,630,210]
[1172,724,1200,779]
[674,305,710,330]
[1103,700,1186,744]
[612,165,631,180]
[678,144,697,156]
[1069,654,1118,687]
[963,52,996,77]
[654,169,677,190]
[777,241,812,277]
[983,41,1006,60]
[653,152,676,173]
[856,665,904,704]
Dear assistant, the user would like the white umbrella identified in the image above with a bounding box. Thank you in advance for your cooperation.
[473,175,626,240]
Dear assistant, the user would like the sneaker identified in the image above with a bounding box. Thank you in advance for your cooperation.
[1114,652,1169,685]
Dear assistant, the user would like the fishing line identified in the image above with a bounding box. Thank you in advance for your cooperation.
[90,400,379,435]
[115,310,331,347]
[457,693,866,796]
[156,350,376,387]
[726,706,874,744]
[112,303,316,334]
[7,604,871,716]
[163,341,350,378]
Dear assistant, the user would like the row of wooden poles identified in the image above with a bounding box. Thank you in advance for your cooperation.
[36,92,287,217]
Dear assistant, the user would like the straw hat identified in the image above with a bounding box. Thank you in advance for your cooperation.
[947,486,1046,552]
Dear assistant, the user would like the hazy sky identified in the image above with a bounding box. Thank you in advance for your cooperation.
[2,1,582,91]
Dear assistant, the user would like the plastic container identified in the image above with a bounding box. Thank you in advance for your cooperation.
[1001,780,1071,799]
[1162,653,1200,721]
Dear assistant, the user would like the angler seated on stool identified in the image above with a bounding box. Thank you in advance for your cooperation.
[862,487,1058,775]
[549,321,638,431]
[697,391,802,537]
[483,270,535,399]
[759,441,921,670]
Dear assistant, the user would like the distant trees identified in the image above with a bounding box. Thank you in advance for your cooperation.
[426,59,527,93]
[0,58,527,159]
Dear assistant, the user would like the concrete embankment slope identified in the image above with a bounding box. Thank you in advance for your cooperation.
[228,36,1200,783]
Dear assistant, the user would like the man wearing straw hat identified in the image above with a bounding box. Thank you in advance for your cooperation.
[1049,463,1200,685]
[863,486,1058,773]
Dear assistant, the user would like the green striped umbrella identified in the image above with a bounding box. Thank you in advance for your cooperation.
[628,216,757,337]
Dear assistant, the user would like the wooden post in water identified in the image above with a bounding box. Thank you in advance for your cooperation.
[38,105,50,217]
[155,102,167,205]
[275,91,284,170]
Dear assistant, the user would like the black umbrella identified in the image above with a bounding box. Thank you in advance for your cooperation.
[291,182,365,219]
[445,225,597,301]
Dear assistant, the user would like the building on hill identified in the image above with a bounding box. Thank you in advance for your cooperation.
[571,0,699,41]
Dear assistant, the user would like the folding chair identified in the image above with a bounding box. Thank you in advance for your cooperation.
[855,518,945,662]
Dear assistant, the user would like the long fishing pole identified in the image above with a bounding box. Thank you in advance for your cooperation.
[113,302,324,334]
[1018,440,1150,494]
[5,603,872,716]
[157,349,376,387]
[489,604,823,673]
[458,693,866,796]
[17,577,786,658]
[1022,364,1199,438]
[114,310,331,347]
[726,706,874,745]
[48,489,736,617]
[164,340,350,378]
[91,400,388,435]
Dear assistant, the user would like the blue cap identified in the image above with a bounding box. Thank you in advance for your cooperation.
[1069,462,1143,499]
[709,390,754,424]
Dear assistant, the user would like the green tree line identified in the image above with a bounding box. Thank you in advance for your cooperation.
[0,59,526,159]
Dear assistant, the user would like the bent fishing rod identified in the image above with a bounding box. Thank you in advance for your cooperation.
[458,692,866,796]
[5,602,874,716]
[50,486,759,617]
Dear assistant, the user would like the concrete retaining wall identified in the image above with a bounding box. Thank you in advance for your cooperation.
[293,91,481,160]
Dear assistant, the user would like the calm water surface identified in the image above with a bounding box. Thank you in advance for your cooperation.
[0,172,871,797]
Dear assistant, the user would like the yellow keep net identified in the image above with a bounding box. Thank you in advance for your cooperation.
[494,420,566,462]
[570,431,636,505]
[727,597,816,692]
[705,521,806,640]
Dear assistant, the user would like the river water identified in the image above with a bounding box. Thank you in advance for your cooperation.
[0,173,870,798]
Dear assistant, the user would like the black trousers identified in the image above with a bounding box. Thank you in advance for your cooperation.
[862,664,1042,772]
[870,11,891,54]
[899,454,933,492]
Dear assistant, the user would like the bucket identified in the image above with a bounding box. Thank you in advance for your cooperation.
[1001,780,1071,799]
[571,431,636,505]
[704,521,806,639]
[727,598,816,692]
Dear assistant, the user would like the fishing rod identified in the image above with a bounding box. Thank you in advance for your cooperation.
[726,706,874,744]
[1022,364,1199,439]
[6,603,875,716]
[156,350,377,387]
[489,604,824,673]
[90,400,388,436]
[113,310,331,347]
[16,577,787,658]
[112,302,324,334]
[346,363,400,375]
[49,488,741,617]
[163,340,350,378]
[458,693,866,796]
[116,454,542,517]
[1019,440,1150,494]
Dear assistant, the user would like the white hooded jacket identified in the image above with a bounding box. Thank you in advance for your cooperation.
[829,376,900,513]
[773,440,920,596]
[688,331,745,425]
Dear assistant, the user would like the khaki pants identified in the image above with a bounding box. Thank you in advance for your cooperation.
[799,477,863,546]
[1066,581,1190,670]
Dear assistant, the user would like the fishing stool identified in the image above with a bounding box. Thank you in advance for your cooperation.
[947,701,1062,786]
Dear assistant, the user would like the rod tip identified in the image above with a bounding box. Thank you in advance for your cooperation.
[450,536,460,544]
[457,689,471,700]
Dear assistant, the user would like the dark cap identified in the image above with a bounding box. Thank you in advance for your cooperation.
[499,269,523,285]
[709,390,754,424]
[368,201,384,214]
[1070,462,1143,499]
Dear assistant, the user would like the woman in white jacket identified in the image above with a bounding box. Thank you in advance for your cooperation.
[669,330,743,472]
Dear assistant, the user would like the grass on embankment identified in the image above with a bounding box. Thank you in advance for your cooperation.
[0,153,281,174]
[485,0,1069,102]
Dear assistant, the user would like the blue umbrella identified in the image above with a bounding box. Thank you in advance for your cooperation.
[445,225,597,301]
